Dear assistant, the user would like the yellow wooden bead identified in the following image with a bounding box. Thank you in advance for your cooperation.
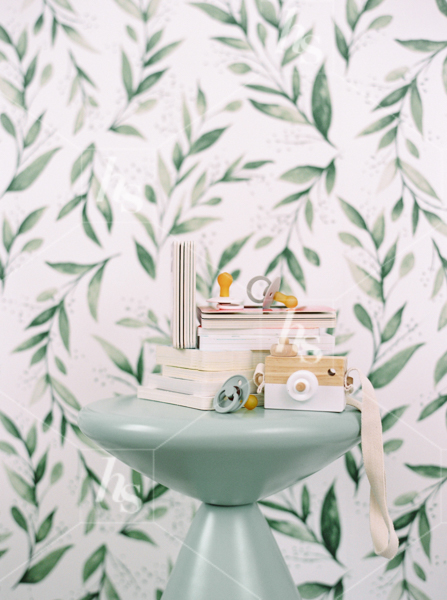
[245,395,258,410]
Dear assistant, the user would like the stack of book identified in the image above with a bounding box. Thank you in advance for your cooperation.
[197,305,336,355]
[138,240,338,411]
[137,346,263,410]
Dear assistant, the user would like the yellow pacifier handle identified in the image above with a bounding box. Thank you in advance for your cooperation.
[217,272,233,297]
[273,291,298,308]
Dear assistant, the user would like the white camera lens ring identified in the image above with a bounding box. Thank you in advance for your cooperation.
[246,276,271,304]
[287,370,319,402]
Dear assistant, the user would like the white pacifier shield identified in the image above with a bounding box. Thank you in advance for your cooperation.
[287,370,319,402]
[207,297,241,304]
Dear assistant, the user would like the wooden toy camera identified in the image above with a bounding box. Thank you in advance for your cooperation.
[263,339,347,412]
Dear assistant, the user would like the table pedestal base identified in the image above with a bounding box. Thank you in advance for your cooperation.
[162,502,299,600]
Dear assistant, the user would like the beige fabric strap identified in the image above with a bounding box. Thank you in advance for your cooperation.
[345,367,399,560]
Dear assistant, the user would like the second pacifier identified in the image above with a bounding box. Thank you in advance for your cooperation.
[207,272,243,309]
[247,275,298,309]
[213,375,250,413]
[246,276,271,304]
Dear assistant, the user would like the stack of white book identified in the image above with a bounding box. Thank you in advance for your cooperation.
[197,306,336,355]
[137,347,264,410]
[198,327,334,353]
[198,305,336,329]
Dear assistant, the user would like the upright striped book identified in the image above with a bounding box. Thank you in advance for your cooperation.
[172,241,196,349]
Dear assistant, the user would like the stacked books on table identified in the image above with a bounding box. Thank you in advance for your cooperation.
[141,241,337,411]
[137,346,264,410]
[198,306,336,329]
[197,305,336,355]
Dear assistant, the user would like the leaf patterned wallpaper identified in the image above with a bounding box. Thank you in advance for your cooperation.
[0,0,446,598]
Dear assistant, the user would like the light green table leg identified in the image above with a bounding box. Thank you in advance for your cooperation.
[162,502,300,600]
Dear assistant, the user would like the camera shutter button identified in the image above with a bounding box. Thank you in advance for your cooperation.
[287,370,319,402]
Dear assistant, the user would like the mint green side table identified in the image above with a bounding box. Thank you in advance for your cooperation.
[79,396,360,600]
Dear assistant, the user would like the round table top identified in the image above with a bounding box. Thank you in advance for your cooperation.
[79,396,361,505]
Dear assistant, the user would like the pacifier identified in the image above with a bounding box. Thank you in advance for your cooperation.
[246,276,298,309]
[213,375,250,413]
[207,272,243,310]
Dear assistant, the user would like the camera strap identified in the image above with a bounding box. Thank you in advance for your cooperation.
[345,367,399,560]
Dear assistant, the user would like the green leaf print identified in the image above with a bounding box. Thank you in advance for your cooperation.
[5,468,37,505]
[369,344,424,388]
[354,303,373,331]
[11,506,28,531]
[191,3,237,24]
[311,64,332,140]
[170,217,218,235]
[83,544,106,582]
[249,100,307,124]
[434,350,447,385]
[71,144,95,184]
[418,395,447,421]
[381,305,405,342]
[339,198,368,229]
[218,235,251,270]
[348,260,383,301]
[335,23,349,62]
[281,166,322,184]
[418,504,430,559]
[87,264,106,321]
[320,483,340,559]
[400,161,438,198]
[19,546,72,583]
[407,464,447,478]
[212,37,250,50]
[382,405,409,432]
[94,336,135,376]
[283,248,306,290]
[297,582,331,599]
[267,519,316,543]
[7,149,61,191]
[145,42,182,66]
[121,529,156,544]
[0,78,25,108]
[189,128,227,154]
[121,50,133,99]
[396,39,447,52]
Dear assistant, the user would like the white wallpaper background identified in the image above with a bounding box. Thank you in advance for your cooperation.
[0,0,447,598]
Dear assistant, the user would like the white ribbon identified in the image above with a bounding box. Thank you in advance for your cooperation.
[345,367,399,560]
